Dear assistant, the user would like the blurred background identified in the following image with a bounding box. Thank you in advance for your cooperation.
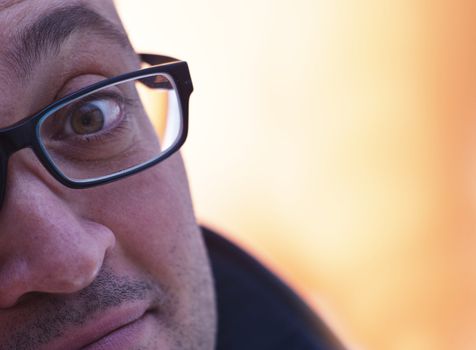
[115,1,476,349]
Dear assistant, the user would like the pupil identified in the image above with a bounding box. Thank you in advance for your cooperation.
[81,115,93,126]
[71,103,105,135]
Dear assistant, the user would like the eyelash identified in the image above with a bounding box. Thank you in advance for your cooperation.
[72,118,130,144]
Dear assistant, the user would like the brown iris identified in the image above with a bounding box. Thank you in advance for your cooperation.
[70,102,105,135]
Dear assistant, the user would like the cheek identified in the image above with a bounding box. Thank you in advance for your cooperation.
[78,154,200,285]
[63,147,215,347]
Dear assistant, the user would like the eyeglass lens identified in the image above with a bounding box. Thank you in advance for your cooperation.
[38,73,182,181]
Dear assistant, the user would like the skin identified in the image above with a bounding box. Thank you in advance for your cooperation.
[0,0,217,349]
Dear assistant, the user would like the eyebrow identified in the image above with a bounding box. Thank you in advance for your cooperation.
[0,0,25,11]
[4,3,131,79]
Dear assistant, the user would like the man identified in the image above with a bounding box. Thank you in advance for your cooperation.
[0,1,343,349]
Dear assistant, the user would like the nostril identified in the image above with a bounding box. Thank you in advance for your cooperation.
[46,257,102,293]
[0,248,104,309]
[13,291,44,307]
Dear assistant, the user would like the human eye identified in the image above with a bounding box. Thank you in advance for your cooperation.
[39,87,140,166]
[60,91,126,141]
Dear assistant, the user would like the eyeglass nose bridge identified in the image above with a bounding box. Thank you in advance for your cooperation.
[0,138,11,210]
[0,120,37,209]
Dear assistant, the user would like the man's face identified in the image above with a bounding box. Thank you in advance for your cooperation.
[0,1,216,349]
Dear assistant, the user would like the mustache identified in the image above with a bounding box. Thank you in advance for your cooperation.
[2,267,160,350]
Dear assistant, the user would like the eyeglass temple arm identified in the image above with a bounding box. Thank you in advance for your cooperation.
[139,53,180,66]
[138,53,181,90]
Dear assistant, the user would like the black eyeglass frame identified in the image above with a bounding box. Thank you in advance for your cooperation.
[0,54,193,203]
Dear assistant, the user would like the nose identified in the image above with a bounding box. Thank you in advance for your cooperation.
[0,153,116,308]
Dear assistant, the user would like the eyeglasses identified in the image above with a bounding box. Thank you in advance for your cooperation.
[0,54,192,206]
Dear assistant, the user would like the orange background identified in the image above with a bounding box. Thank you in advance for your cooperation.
[115,1,476,349]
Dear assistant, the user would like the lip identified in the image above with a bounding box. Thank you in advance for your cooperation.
[80,310,154,350]
[44,302,154,350]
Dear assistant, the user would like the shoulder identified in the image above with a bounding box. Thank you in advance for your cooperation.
[202,226,346,350]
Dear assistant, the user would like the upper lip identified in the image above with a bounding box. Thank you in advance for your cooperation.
[43,302,151,350]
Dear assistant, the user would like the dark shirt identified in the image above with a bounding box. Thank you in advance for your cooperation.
[203,227,346,350]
